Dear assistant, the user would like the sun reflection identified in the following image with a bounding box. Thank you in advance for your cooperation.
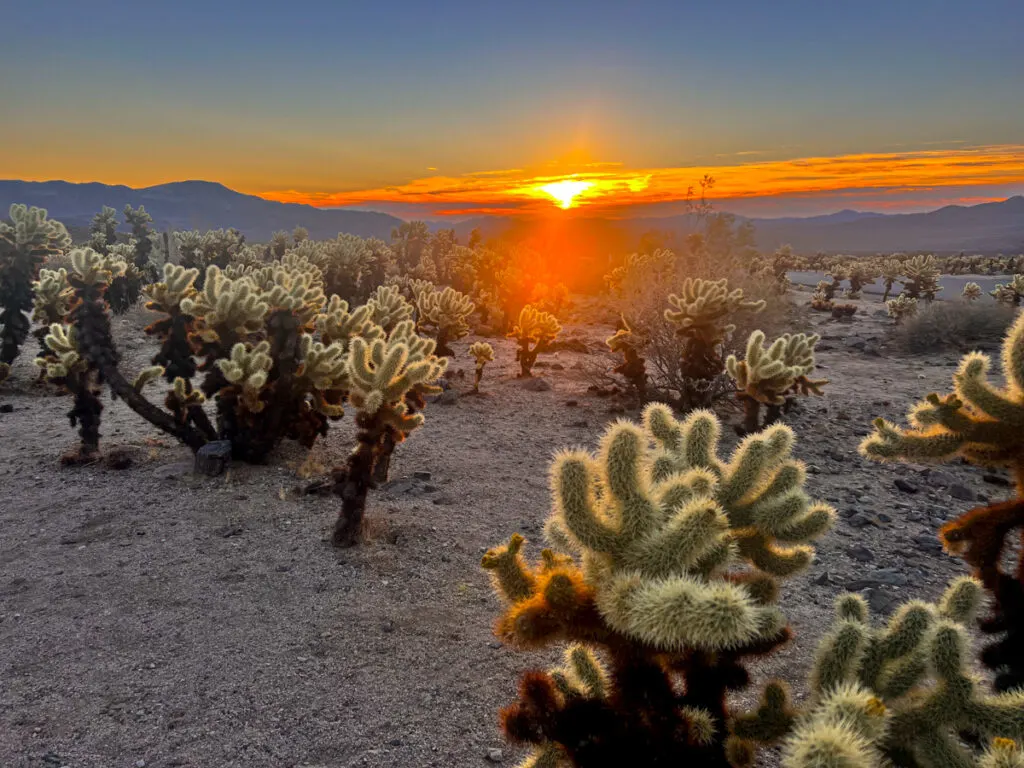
[538,179,594,209]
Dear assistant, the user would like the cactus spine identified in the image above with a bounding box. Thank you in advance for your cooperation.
[468,341,494,392]
[886,294,918,324]
[606,318,647,400]
[991,275,1024,306]
[508,304,561,378]
[416,285,475,356]
[483,404,833,766]
[963,282,984,301]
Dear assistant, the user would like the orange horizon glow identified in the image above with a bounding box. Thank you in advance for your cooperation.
[258,144,1024,216]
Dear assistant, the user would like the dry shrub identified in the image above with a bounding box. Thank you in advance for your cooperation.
[895,301,1016,354]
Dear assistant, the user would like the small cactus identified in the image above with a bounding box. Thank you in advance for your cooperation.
[991,275,1024,306]
[899,255,942,301]
[507,304,561,378]
[606,318,647,399]
[468,341,494,392]
[963,282,984,301]
[416,285,475,356]
[886,294,918,324]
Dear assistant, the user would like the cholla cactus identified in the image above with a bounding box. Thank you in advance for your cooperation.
[417,286,475,356]
[846,262,878,299]
[366,284,415,333]
[727,331,826,433]
[664,277,765,406]
[605,250,676,299]
[964,282,984,301]
[123,204,155,280]
[484,405,833,766]
[861,311,1024,692]
[87,206,119,256]
[886,294,918,324]
[899,255,942,301]
[771,580,1024,768]
[879,257,904,302]
[991,275,1024,306]
[606,318,647,399]
[0,204,71,368]
[468,341,494,393]
[331,320,447,546]
[810,283,834,312]
[508,304,561,378]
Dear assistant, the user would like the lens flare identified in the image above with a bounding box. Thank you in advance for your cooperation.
[538,179,593,209]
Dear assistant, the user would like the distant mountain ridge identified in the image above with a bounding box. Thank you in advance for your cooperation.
[2,179,1021,253]
[0,179,403,241]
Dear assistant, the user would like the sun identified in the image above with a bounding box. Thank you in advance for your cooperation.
[538,179,593,209]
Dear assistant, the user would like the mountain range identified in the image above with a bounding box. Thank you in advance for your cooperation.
[2,179,1022,254]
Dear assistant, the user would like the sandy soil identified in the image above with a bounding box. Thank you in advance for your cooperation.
[0,294,1009,767]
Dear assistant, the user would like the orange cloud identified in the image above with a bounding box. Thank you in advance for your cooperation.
[260,144,1024,216]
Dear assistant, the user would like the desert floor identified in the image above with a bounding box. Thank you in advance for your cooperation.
[0,294,1005,768]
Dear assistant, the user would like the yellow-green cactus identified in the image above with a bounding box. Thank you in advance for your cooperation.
[727,331,827,433]
[991,275,1024,307]
[886,294,918,324]
[366,284,415,333]
[900,255,943,301]
[32,268,72,326]
[776,579,1024,768]
[468,340,494,392]
[664,278,766,346]
[861,311,1024,471]
[507,304,561,377]
[963,282,984,301]
[180,265,268,339]
[36,323,86,380]
[216,341,273,413]
[143,263,200,315]
[417,286,475,355]
[606,319,648,398]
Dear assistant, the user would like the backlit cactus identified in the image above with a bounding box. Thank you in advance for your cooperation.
[664,277,765,407]
[727,331,827,433]
[899,255,942,301]
[991,275,1024,307]
[483,405,833,766]
[331,320,447,546]
[963,282,984,301]
[508,304,561,378]
[468,340,494,392]
[880,257,904,302]
[416,285,475,356]
[606,318,647,399]
[0,204,71,370]
[771,579,1024,768]
[886,294,918,324]
[861,311,1024,692]
[366,284,415,333]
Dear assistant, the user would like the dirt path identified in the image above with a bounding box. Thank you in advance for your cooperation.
[0,296,1004,767]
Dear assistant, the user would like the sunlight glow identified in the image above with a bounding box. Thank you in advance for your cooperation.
[538,179,594,209]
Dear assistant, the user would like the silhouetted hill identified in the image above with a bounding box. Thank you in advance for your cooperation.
[0,180,403,241]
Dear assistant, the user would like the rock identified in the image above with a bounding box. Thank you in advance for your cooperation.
[923,469,955,487]
[894,478,918,494]
[948,483,976,501]
[522,377,552,392]
[812,571,833,586]
[846,568,908,589]
[194,440,232,476]
[846,545,874,563]
[863,345,881,357]
[0,403,13,414]
[913,534,942,554]
[154,461,194,480]
[564,400,579,407]
[550,363,565,371]
[431,495,455,506]
[486,748,504,763]
[865,588,897,614]
[414,471,432,481]
[437,390,459,406]
[104,447,135,470]
[983,473,1011,487]
[847,512,884,529]
[568,420,589,428]
[828,450,846,462]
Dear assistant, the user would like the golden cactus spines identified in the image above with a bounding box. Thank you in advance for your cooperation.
[991,275,1024,306]
[143,263,199,314]
[886,293,918,324]
[508,304,561,377]
[32,268,72,325]
[315,294,383,349]
[963,282,984,301]
[417,285,475,355]
[215,341,273,413]
[664,277,766,345]
[468,340,494,392]
[366,284,415,333]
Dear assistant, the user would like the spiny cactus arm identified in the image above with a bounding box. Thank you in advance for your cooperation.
[482,533,540,603]
[132,366,165,393]
[780,684,889,768]
[215,341,273,413]
[549,450,623,554]
[731,680,798,744]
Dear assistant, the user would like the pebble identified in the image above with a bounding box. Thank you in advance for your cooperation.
[913,534,943,553]
[894,478,918,494]
[486,748,504,762]
[846,546,875,562]
[948,484,976,501]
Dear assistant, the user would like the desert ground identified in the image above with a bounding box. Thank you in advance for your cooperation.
[0,292,1006,768]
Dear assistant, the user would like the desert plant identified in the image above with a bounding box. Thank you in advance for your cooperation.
[606,318,647,399]
[895,301,1016,354]
[366,284,415,333]
[330,321,446,546]
[508,304,561,378]
[810,285,834,312]
[887,294,918,324]
[831,303,857,320]
[416,286,475,356]
[761,579,1024,768]
[87,206,119,255]
[31,267,73,356]
[861,311,1024,692]
[268,230,290,259]
[899,255,942,301]
[663,277,765,408]
[726,331,826,433]
[482,404,834,767]
[963,282,984,301]
[823,266,847,301]
[123,204,156,281]
[175,229,247,287]
[468,341,494,393]
[879,257,904,303]
[991,275,1024,307]
[846,262,878,299]
[0,204,72,371]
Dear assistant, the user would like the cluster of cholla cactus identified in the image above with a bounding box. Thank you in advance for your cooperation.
[726,331,826,434]
[846,262,878,299]
[290,233,394,303]
[366,283,416,334]
[861,310,1024,693]
[991,275,1024,307]
[886,293,918,324]
[745,578,1024,768]
[810,283,835,312]
[0,204,72,383]
[508,304,561,378]
[963,282,984,301]
[879,257,904,302]
[664,277,765,407]
[482,404,834,767]
[468,341,494,393]
[606,317,647,400]
[416,285,475,356]
[898,255,943,301]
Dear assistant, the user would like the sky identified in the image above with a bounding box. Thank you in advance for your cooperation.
[2,0,1023,219]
